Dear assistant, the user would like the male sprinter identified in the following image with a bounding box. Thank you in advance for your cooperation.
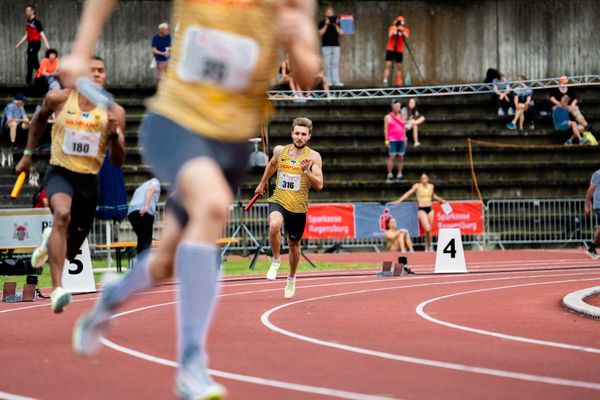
[15,56,126,313]
[585,168,600,259]
[255,117,323,298]
[62,0,320,398]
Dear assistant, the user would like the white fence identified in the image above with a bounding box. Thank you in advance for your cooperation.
[88,198,596,255]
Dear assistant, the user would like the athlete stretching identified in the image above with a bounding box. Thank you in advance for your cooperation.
[15,57,126,313]
[255,117,323,298]
[62,0,320,398]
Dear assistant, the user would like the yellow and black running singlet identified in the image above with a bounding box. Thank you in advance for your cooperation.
[50,90,109,174]
[147,0,279,142]
[269,145,311,213]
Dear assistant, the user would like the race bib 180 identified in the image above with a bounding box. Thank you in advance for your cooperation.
[278,172,301,191]
[62,128,100,157]
[177,26,259,92]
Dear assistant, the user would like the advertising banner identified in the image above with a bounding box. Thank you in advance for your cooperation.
[303,204,355,239]
[354,203,419,238]
[0,209,53,248]
[419,201,483,236]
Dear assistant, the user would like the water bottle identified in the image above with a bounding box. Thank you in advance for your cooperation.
[405,72,412,86]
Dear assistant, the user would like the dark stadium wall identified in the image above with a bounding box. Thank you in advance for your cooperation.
[1,0,598,86]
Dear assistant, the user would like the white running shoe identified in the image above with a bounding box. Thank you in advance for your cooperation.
[266,261,280,281]
[50,286,72,313]
[31,227,52,267]
[284,277,296,299]
[176,368,226,400]
[72,274,119,356]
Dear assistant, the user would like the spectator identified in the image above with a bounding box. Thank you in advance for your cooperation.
[392,172,446,252]
[584,168,600,259]
[1,93,30,145]
[492,73,514,116]
[402,98,425,147]
[506,75,532,134]
[128,178,161,254]
[549,75,592,131]
[384,99,407,182]
[385,217,414,253]
[277,57,301,96]
[383,16,410,86]
[34,48,60,93]
[151,22,171,82]
[15,4,50,84]
[312,68,331,99]
[552,95,587,145]
[33,187,48,208]
[318,6,343,87]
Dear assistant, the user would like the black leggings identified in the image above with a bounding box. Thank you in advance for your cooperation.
[26,40,41,84]
[128,212,155,253]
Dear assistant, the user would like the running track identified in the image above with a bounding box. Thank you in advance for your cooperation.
[1,250,600,399]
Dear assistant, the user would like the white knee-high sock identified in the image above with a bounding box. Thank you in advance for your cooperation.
[102,250,154,310]
[175,241,220,370]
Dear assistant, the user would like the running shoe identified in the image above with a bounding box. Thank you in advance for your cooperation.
[508,107,514,116]
[506,122,516,130]
[266,260,280,281]
[72,274,119,356]
[414,142,421,148]
[284,277,296,299]
[580,137,590,145]
[497,108,505,117]
[31,227,52,267]
[585,247,599,259]
[396,174,404,181]
[50,286,72,313]
[176,368,226,400]
[564,139,573,145]
[386,173,394,184]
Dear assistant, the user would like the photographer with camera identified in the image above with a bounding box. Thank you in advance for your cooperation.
[318,6,344,86]
[383,16,410,86]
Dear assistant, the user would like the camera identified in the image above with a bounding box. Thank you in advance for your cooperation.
[328,16,337,24]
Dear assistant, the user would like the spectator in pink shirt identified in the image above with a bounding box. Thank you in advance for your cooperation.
[384,99,407,182]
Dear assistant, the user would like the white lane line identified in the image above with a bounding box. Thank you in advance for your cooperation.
[416,278,600,354]
[260,273,600,391]
[102,303,396,400]
[0,391,39,400]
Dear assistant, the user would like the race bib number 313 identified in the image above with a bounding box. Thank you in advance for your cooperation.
[178,26,259,92]
[62,128,100,157]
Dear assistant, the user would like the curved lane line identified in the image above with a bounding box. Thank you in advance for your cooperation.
[0,391,39,400]
[260,274,600,391]
[415,278,600,353]
[101,303,396,400]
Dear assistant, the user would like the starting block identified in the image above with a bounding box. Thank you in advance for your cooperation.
[2,282,17,302]
[379,257,414,277]
[2,281,38,303]
[378,261,393,276]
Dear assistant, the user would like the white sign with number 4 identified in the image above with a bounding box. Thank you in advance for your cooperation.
[61,239,96,293]
[434,228,467,273]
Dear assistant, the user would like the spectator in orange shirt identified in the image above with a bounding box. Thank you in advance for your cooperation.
[35,48,60,91]
[383,16,410,87]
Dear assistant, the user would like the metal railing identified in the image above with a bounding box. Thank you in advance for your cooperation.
[88,198,596,255]
[485,198,595,247]
[268,74,600,101]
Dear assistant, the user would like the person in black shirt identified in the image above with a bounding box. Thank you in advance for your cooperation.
[549,76,591,131]
[318,6,344,86]
[15,5,50,84]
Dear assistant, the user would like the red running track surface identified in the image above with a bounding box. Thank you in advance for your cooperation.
[1,250,600,399]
